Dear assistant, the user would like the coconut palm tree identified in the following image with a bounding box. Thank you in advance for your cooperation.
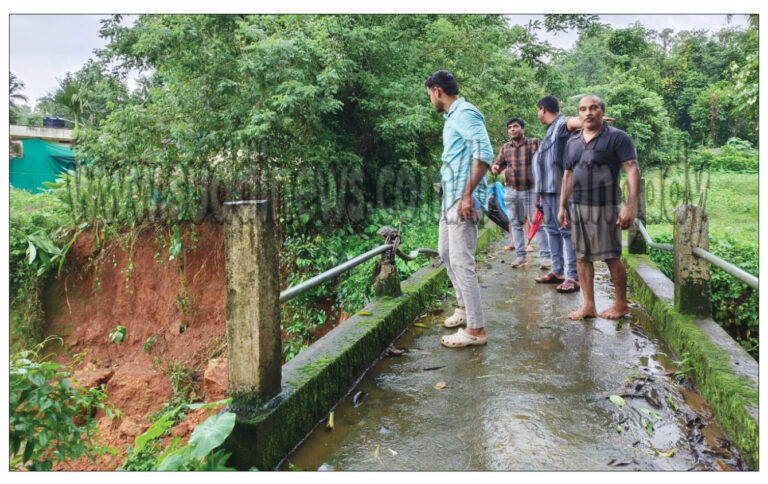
[9,72,28,123]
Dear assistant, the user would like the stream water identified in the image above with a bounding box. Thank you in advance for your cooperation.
[281,237,746,471]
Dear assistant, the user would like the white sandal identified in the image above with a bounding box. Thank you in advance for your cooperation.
[441,328,487,348]
[443,308,466,328]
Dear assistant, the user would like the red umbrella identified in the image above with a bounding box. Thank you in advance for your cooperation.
[527,198,544,246]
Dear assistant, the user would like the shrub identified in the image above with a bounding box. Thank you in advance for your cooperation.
[9,338,118,470]
[121,399,235,471]
[689,138,758,173]
[9,188,75,350]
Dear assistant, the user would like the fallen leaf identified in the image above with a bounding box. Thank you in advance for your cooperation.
[358,311,372,316]
[434,381,449,389]
[413,322,431,328]
[325,411,334,431]
[616,424,622,433]
[609,395,626,408]
[352,391,364,406]
[373,444,381,460]
[656,448,675,458]
[388,448,398,456]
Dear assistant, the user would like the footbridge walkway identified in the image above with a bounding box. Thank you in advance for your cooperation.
[219,198,758,471]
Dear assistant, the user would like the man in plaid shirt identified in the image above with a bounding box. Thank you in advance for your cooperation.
[491,117,551,269]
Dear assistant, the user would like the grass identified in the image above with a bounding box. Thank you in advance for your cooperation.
[639,169,758,248]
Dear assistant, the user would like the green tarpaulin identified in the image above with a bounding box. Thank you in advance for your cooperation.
[9,139,77,192]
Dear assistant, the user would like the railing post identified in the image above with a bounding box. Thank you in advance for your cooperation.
[372,249,402,298]
[628,177,646,254]
[673,204,712,316]
[223,200,282,404]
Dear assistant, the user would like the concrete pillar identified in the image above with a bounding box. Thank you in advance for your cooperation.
[628,177,646,254]
[224,200,282,404]
[673,204,712,316]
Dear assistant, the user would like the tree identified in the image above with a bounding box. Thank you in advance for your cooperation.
[9,72,28,124]
[37,60,128,129]
[79,14,545,229]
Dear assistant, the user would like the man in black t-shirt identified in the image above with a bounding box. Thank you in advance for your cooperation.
[557,94,641,320]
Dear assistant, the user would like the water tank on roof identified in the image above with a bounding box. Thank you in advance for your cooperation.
[43,116,66,128]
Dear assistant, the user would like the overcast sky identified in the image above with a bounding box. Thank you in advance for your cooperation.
[8,13,751,107]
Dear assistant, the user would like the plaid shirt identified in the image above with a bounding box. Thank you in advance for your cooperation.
[492,136,540,191]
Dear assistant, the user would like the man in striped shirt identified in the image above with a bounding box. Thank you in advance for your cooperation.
[491,117,551,269]
[532,95,584,293]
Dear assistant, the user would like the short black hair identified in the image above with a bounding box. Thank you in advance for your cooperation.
[537,95,560,114]
[424,70,459,96]
[507,117,525,129]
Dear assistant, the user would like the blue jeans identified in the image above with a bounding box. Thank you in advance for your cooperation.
[504,188,550,259]
[540,193,578,280]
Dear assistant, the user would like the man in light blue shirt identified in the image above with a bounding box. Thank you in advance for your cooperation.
[425,70,493,348]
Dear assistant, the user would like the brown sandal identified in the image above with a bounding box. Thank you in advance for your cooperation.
[536,272,565,284]
[556,278,580,293]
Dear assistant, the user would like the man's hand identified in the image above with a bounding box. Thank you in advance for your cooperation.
[557,206,569,229]
[459,194,475,221]
[491,164,500,175]
[616,205,635,230]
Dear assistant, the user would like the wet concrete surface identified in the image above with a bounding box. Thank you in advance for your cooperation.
[282,237,745,471]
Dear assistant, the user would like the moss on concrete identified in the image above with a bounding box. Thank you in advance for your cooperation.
[224,223,500,470]
[624,252,759,469]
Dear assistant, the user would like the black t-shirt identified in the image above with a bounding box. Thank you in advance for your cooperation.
[564,124,637,206]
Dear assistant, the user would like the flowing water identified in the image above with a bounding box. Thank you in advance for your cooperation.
[281,237,746,471]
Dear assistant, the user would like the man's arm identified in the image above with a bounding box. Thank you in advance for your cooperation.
[557,170,574,228]
[566,116,615,131]
[617,159,640,229]
[490,145,504,176]
[565,116,582,132]
[460,159,489,220]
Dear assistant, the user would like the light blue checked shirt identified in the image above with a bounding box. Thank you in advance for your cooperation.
[440,97,493,212]
[533,114,571,195]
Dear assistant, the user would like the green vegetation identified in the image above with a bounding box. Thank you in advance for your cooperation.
[643,164,758,358]
[9,188,75,350]
[9,14,758,468]
[121,400,236,471]
[9,338,119,470]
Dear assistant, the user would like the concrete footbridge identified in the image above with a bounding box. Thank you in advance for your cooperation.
[220,201,758,471]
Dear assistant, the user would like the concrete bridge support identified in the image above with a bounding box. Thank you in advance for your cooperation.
[223,200,282,404]
[673,204,711,317]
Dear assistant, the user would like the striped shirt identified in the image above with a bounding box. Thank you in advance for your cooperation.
[533,115,571,195]
[492,137,541,191]
[440,97,494,212]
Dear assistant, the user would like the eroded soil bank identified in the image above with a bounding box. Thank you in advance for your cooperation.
[42,221,344,470]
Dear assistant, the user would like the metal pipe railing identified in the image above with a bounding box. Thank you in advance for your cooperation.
[634,219,757,289]
[634,218,673,252]
[396,247,439,261]
[279,244,392,303]
[693,247,759,290]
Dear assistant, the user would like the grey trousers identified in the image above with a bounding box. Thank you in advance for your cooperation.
[438,201,484,329]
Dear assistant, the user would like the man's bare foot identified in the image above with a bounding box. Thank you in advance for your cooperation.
[568,306,597,320]
[503,244,514,251]
[598,304,630,320]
